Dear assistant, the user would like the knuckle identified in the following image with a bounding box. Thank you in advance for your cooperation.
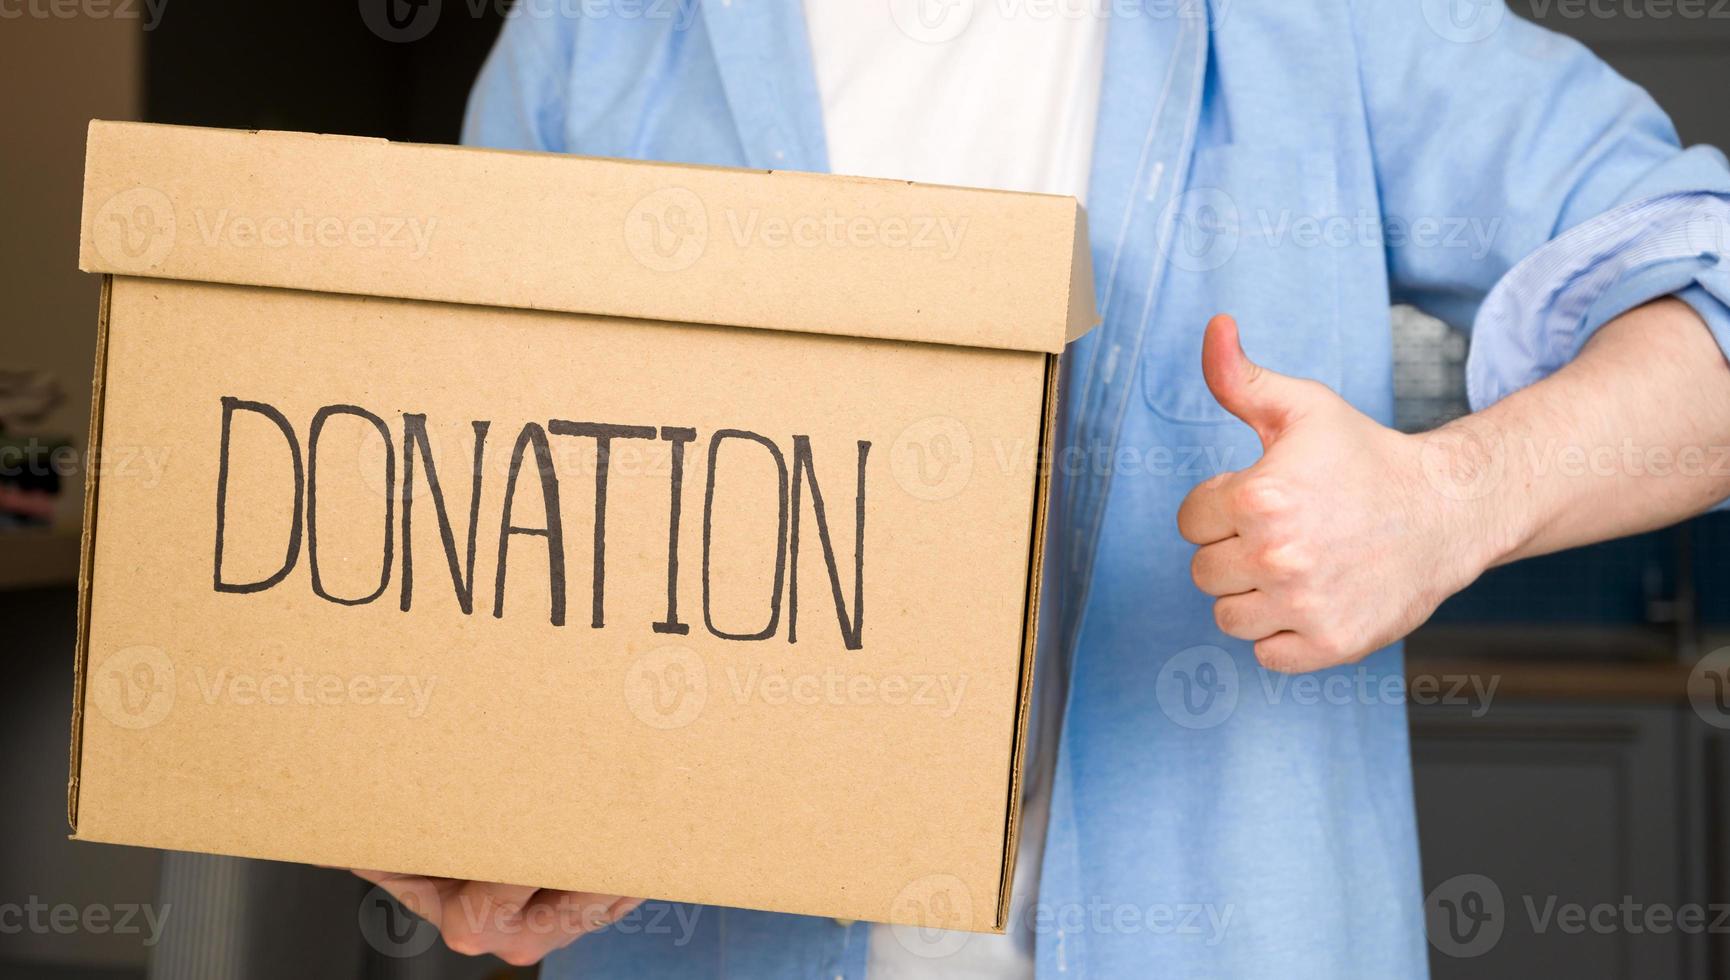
[443,933,488,958]
[1312,629,1353,663]
[1214,600,1258,639]
[498,946,547,968]
[1232,477,1288,518]
[1260,542,1313,579]
[1177,496,1211,541]
[1189,548,1212,585]
[1212,600,1236,635]
[1253,641,1285,671]
[1177,516,1199,544]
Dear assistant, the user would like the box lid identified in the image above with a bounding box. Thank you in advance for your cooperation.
[79,121,1099,354]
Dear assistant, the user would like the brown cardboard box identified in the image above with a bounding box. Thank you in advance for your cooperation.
[69,121,1097,933]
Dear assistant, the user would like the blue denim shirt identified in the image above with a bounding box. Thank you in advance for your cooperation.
[463,2,1730,976]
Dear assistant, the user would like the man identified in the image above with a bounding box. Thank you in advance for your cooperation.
[356,0,1730,975]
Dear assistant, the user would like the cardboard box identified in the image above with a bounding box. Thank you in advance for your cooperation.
[69,121,1097,933]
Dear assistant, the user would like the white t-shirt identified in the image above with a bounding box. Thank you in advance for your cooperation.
[800,4,1108,976]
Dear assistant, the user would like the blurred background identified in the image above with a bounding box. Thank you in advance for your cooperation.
[2,1,1728,977]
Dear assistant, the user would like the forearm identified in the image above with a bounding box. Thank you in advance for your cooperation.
[1442,297,1730,571]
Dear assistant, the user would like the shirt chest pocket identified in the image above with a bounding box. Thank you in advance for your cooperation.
[1141,146,1343,424]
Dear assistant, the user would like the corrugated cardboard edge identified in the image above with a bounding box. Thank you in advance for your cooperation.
[1065,203,1100,343]
[79,121,1093,355]
[984,196,1087,926]
[993,351,1063,930]
[68,274,113,835]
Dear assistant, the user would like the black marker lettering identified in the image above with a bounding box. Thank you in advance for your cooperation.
[494,422,566,626]
[213,396,304,594]
[654,426,697,636]
[401,416,490,615]
[548,420,657,629]
[789,436,870,650]
[702,430,788,642]
[307,405,395,606]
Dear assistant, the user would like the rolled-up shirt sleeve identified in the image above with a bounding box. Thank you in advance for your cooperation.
[1468,190,1730,410]
[1347,0,1730,410]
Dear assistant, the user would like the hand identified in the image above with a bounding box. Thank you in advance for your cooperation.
[353,869,643,966]
[1177,314,1498,673]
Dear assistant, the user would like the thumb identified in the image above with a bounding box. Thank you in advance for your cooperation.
[1201,314,1318,443]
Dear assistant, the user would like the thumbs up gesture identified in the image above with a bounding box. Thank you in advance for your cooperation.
[1177,315,1494,673]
